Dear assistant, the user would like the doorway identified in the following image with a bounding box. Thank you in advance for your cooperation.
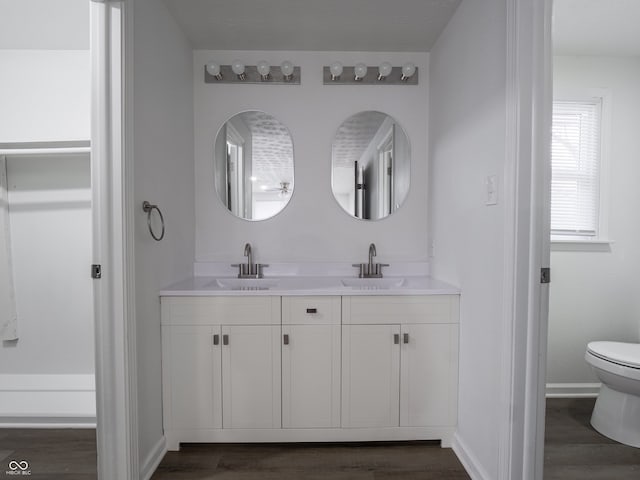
[545,0,640,475]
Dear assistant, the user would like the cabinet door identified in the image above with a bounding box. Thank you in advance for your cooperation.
[341,324,400,428]
[282,324,341,428]
[221,325,281,429]
[400,324,458,427]
[161,325,222,430]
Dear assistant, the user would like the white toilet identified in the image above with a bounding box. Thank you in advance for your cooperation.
[585,341,640,448]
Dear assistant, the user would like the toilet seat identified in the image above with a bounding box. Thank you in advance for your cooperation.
[587,341,640,369]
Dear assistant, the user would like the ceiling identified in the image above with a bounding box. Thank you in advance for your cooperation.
[162,0,461,52]
[3,0,639,56]
[553,0,640,56]
[0,0,89,50]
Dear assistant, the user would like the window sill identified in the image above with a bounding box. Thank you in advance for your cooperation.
[551,239,613,252]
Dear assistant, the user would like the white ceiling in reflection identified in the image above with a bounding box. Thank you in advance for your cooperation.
[236,111,294,192]
[332,111,387,169]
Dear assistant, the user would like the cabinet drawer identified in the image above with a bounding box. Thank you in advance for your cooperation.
[282,296,341,325]
[161,296,281,325]
[342,295,459,325]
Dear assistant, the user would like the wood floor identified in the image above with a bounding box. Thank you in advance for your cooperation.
[0,427,96,479]
[544,397,640,479]
[2,398,640,479]
[151,441,470,480]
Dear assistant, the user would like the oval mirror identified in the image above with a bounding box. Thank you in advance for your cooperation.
[214,111,294,221]
[331,111,410,220]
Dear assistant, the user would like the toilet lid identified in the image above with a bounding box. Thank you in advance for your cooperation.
[587,341,640,368]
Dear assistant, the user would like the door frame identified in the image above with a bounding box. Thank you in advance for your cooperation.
[498,0,552,479]
[91,0,139,478]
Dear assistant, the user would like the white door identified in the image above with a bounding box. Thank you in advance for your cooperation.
[400,324,458,427]
[162,326,222,430]
[221,325,281,429]
[282,324,341,428]
[341,324,400,428]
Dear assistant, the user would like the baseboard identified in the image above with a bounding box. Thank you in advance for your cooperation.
[0,374,96,427]
[0,416,96,428]
[140,435,167,480]
[545,383,601,398]
[451,432,492,480]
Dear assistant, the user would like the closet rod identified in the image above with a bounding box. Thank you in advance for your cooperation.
[0,140,90,156]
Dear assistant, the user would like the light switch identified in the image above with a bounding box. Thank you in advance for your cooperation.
[486,175,498,205]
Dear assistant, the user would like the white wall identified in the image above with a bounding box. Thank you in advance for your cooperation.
[0,0,89,50]
[133,0,195,470]
[0,47,93,422]
[0,50,90,142]
[194,50,429,264]
[429,0,507,478]
[1,153,93,375]
[547,56,640,387]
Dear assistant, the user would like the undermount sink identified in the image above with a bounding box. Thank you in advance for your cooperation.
[213,278,280,290]
[341,277,405,288]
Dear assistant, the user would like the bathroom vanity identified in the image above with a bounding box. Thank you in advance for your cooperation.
[160,274,459,450]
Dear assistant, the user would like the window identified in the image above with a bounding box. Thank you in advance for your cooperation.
[551,99,603,241]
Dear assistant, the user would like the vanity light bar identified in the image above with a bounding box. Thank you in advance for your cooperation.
[322,63,418,85]
[204,61,301,85]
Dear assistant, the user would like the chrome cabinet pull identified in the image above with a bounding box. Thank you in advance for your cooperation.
[213,334,220,345]
[283,334,290,345]
[393,334,400,344]
[403,333,409,344]
[306,308,317,314]
[223,334,229,345]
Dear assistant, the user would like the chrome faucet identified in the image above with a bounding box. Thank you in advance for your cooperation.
[244,242,253,274]
[353,243,389,278]
[368,243,377,273]
[231,242,268,278]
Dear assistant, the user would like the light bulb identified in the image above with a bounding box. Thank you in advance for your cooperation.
[231,60,246,80]
[354,62,367,81]
[206,62,222,80]
[401,62,416,81]
[280,60,294,80]
[329,61,343,80]
[257,61,271,80]
[377,62,392,80]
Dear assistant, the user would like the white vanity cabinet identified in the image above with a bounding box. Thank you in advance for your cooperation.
[281,296,341,429]
[161,292,459,449]
[161,296,281,449]
[341,296,459,435]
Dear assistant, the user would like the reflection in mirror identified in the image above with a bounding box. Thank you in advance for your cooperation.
[214,111,294,221]
[331,111,410,220]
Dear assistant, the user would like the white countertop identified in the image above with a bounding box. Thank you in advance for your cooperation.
[160,275,460,297]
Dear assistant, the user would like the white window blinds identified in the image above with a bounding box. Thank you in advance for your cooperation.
[551,100,602,238]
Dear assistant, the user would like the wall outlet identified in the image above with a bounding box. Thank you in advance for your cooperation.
[485,175,498,205]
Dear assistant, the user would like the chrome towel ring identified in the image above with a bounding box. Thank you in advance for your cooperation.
[142,201,165,241]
